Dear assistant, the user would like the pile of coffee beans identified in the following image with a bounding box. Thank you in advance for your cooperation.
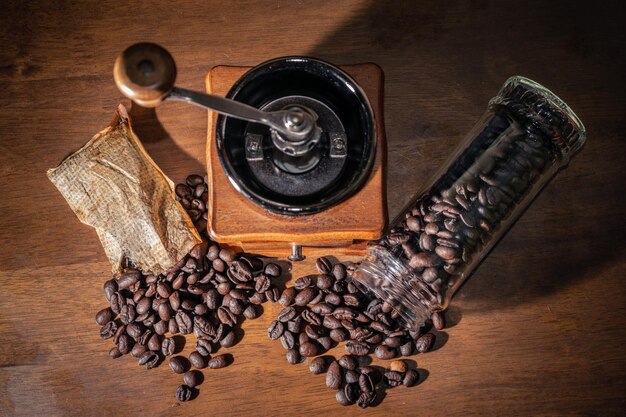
[310,356,420,408]
[354,82,574,328]
[267,256,443,407]
[96,174,283,402]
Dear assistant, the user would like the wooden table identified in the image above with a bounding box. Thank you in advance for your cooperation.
[1,1,625,416]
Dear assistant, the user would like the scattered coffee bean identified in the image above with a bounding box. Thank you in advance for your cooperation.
[403,369,419,387]
[389,360,408,373]
[309,356,328,374]
[326,361,342,390]
[189,351,207,369]
[183,370,202,388]
[169,356,189,374]
[207,354,228,369]
[176,384,193,402]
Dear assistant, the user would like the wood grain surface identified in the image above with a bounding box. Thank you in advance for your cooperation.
[1,1,625,416]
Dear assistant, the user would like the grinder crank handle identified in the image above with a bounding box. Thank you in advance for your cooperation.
[113,42,317,141]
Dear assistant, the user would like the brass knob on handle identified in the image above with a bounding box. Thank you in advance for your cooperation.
[113,42,176,107]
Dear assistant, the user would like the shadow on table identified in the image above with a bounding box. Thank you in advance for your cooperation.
[307,0,626,310]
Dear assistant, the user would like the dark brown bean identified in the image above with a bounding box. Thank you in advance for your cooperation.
[309,356,328,374]
[189,351,207,369]
[357,391,376,409]
[286,348,301,365]
[316,257,333,274]
[295,287,317,306]
[278,287,296,306]
[338,355,357,371]
[431,311,446,330]
[375,344,397,360]
[403,369,420,387]
[345,341,370,356]
[175,384,193,402]
[96,308,113,325]
[169,356,189,374]
[207,354,229,369]
[415,333,435,353]
[299,341,319,357]
[267,320,284,340]
[384,370,404,387]
[184,370,202,388]
[326,361,342,390]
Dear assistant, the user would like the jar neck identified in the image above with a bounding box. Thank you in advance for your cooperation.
[351,244,432,330]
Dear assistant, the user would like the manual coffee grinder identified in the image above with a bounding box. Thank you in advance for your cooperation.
[114,43,387,260]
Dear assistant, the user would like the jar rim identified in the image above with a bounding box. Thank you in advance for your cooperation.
[490,76,586,161]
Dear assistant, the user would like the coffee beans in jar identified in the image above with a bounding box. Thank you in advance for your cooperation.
[349,76,586,329]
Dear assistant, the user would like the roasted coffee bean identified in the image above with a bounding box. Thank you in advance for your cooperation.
[431,311,445,330]
[169,356,189,374]
[384,370,404,387]
[109,292,125,315]
[317,336,333,351]
[147,334,162,351]
[345,370,359,384]
[336,389,351,406]
[117,335,132,355]
[383,336,402,348]
[100,321,118,339]
[326,361,342,390]
[287,316,303,333]
[323,315,342,329]
[264,263,281,277]
[204,289,220,310]
[332,263,347,281]
[415,333,435,353]
[311,303,333,315]
[138,329,153,346]
[207,354,229,369]
[194,303,208,317]
[168,318,179,334]
[189,351,207,369]
[138,351,159,369]
[103,279,117,301]
[120,304,136,325]
[300,331,311,345]
[390,360,408,373]
[344,382,360,403]
[278,306,297,322]
[96,308,113,325]
[126,323,142,340]
[301,310,322,326]
[365,333,383,345]
[350,327,373,342]
[228,299,244,315]
[286,348,301,365]
[356,391,376,409]
[403,369,419,387]
[360,366,382,384]
[375,344,397,360]
[295,287,317,306]
[219,248,236,263]
[329,328,349,342]
[243,304,259,320]
[156,282,172,299]
[345,341,369,356]
[280,331,296,350]
[316,274,334,290]
[109,347,122,359]
[184,370,202,388]
[267,320,284,340]
[324,292,341,306]
[196,339,213,356]
[299,341,319,357]
[333,306,357,320]
[229,260,253,282]
[309,356,328,374]
[304,324,325,340]
[161,337,175,356]
[278,287,296,306]
[113,324,126,345]
[294,275,313,290]
[176,384,193,402]
[316,257,333,274]
[206,244,220,261]
[399,340,414,356]
[220,330,236,348]
[217,306,236,327]
[175,311,193,334]
[265,287,280,303]
[117,269,140,290]
[131,343,146,358]
[254,274,271,293]
[358,373,374,394]
[338,355,357,371]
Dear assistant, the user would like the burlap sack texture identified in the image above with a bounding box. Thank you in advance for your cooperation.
[47,105,202,275]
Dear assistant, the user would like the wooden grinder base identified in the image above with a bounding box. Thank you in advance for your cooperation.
[205,63,387,258]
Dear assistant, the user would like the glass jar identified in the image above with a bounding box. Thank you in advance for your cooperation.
[350,76,586,330]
